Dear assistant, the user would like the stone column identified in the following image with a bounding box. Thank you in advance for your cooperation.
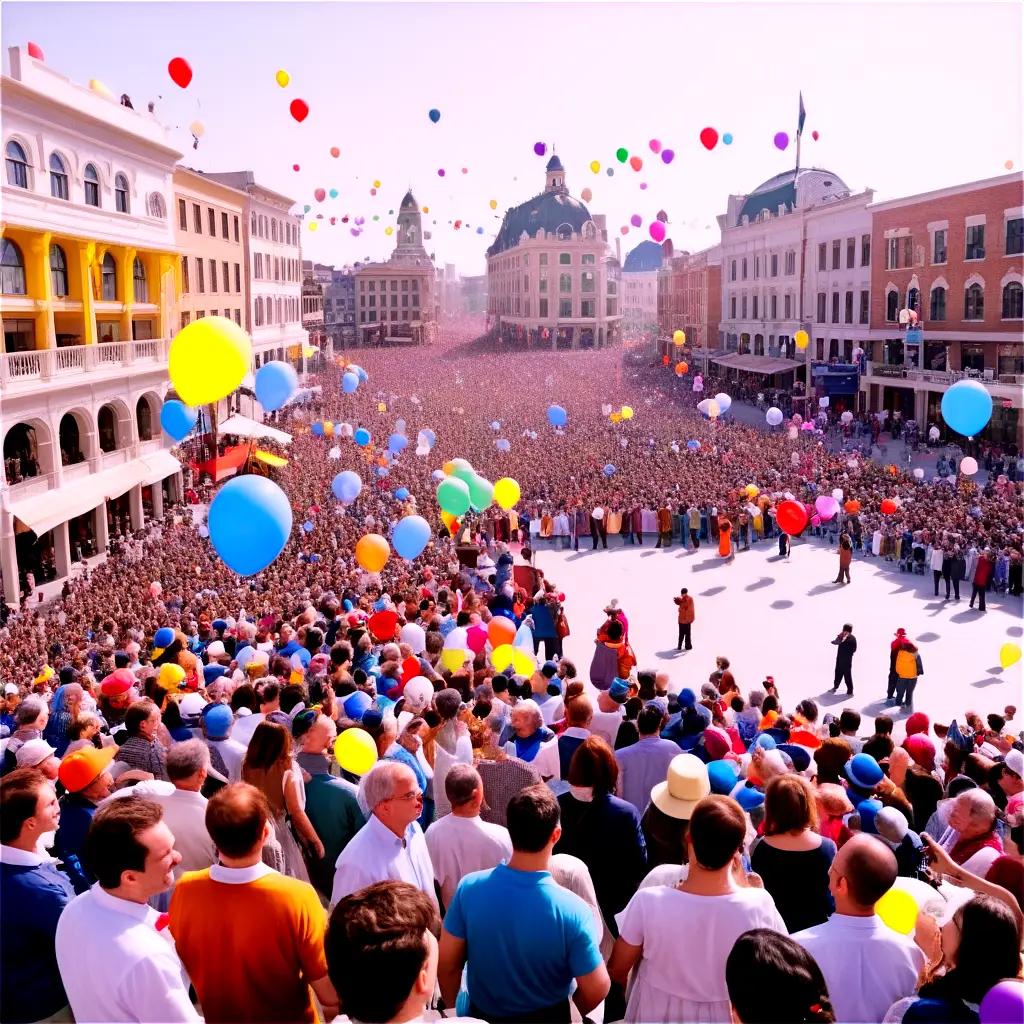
[53,521,72,579]
[94,503,110,554]
[0,516,20,607]
[151,480,164,520]
[129,484,144,532]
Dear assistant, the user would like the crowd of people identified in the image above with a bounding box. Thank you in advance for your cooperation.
[1,314,1022,1023]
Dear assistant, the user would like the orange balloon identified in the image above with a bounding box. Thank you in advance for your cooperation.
[355,533,390,572]
[880,498,898,515]
[675,361,688,375]
[844,499,861,514]
[377,455,389,467]
[488,616,517,648]
[442,461,455,476]
[662,355,670,366]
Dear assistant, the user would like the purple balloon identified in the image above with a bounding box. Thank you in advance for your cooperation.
[774,131,790,151]
[980,980,1023,1024]
[661,149,674,164]
[630,214,642,227]
[533,141,547,156]
[814,495,839,521]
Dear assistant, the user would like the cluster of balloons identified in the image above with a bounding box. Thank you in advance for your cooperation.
[436,459,496,516]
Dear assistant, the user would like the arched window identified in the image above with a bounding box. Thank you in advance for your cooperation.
[84,164,100,207]
[135,397,153,441]
[1,238,27,294]
[146,192,165,218]
[1003,282,1023,320]
[97,405,117,453]
[907,287,920,313]
[3,423,39,478]
[885,289,900,322]
[59,414,83,465]
[929,286,946,321]
[132,257,147,302]
[114,173,130,213]
[101,252,117,300]
[964,282,984,320]
[49,244,68,297]
[5,140,29,188]
[49,153,69,200]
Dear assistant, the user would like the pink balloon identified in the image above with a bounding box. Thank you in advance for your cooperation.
[649,138,662,153]
[649,221,666,242]
[467,624,488,655]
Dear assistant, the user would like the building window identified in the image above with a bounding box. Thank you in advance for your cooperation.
[930,286,946,321]
[964,282,984,320]
[234,263,241,292]
[251,212,257,235]
[885,290,899,322]
[1002,282,1023,319]
[817,243,826,271]
[559,253,571,265]
[222,261,229,292]
[933,228,947,264]
[559,299,572,317]
[178,198,187,230]
[539,253,548,267]
[754,257,760,279]
[785,251,795,275]
[234,309,241,326]
[741,295,748,318]
[5,140,29,188]
[741,257,748,280]
[255,297,262,326]
[49,244,68,297]
[233,215,240,242]
[181,256,189,292]
[816,292,826,323]
[770,254,778,277]
[101,252,117,300]
[846,237,855,269]
[859,290,869,324]
[581,299,595,317]
[209,259,217,292]
[559,273,571,293]
[730,260,737,281]
[831,292,840,323]
[965,224,985,260]
[886,238,899,270]
[752,295,759,318]
[831,240,841,270]
[582,254,595,265]
[114,173,130,213]
[192,203,202,233]
[221,211,229,239]
[146,192,165,218]
[861,234,871,267]
[844,290,853,324]
[784,294,792,319]
[207,208,216,236]
[84,164,100,207]
[1007,218,1024,256]
[770,294,777,319]
[196,258,205,293]
[539,277,548,294]
[907,287,920,314]
[133,257,147,302]
[581,271,595,292]
[49,153,69,199]
[730,296,737,318]
[181,311,191,329]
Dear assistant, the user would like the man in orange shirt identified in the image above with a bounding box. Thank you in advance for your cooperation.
[168,784,338,1023]
[673,588,695,651]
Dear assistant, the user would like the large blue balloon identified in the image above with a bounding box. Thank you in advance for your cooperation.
[160,400,197,441]
[547,404,568,428]
[350,364,368,384]
[940,380,993,438]
[342,371,359,394]
[255,361,298,412]
[354,428,371,446]
[311,422,325,437]
[687,440,700,451]
[388,432,409,454]
[208,476,293,576]
[392,515,431,560]
[332,470,362,503]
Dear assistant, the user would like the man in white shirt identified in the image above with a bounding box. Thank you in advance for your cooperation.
[590,679,629,748]
[55,798,200,1023]
[936,788,1003,876]
[331,760,436,907]
[794,835,924,1024]
[425,764,512,907]
[231,680,280,747]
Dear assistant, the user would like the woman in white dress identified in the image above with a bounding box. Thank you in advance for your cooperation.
[609,795,787,1024]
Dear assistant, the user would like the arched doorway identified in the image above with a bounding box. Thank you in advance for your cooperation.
[59,412,87,465]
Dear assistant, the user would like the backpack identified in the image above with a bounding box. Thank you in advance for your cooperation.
[895,648,918,679]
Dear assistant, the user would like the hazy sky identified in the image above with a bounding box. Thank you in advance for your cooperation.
[3,1,1021,274]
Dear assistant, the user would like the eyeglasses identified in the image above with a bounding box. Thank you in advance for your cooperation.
[388,789,422,803]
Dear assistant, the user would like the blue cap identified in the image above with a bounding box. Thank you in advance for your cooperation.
[360,708,383,730]
[679,688,697,708]
[153,627,175,650]
[203,664,228,684]
[749,733,777,753]
[777,743,812,773]
[212,619,228,632]
[343,690,372,721]
[202,704,233,740]
[609,678,630,704]
[844,752,884,792]
[730,781,765,811]
[541,660,559,677]
[708,759,739,795]
[856,798,883,834]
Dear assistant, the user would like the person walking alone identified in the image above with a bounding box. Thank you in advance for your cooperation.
[969,548,994,612]
[833,533,853,584]
[830,624,857,696]
[673,589,694,652]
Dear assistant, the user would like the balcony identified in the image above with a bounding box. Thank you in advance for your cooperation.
[1,340,170,396]
[861,361,1024,403]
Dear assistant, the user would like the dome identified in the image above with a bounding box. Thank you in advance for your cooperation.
[623,241,663,273]
[487,190,594,257]
[738,167,850,223]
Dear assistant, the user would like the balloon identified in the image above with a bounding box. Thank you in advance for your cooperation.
[323,421,334,437]
[649,221,666,243]
[440,648,466,672]
[392,515,431,560]
[714,393,732,413]
[208,476,292,576]
[841,411,854,424]
[89,79,113,98]
[331,471,362,503]
[169,316,251,406]
[341,371,360,394]
[437,477,471,516]
[334,728,377,775]
[603,463,616,476]
[488,617,517,647]
[355,533,390,573]
[400,622,427,654]
[394,487,410,501]
[980,980,1024,1024]
[819,397,830,409]
[880,498,898,515]
[158,663,186,690]
[491,644,534,676]
[630,214,643,228]
[493,477,521,510]
[673,329,686,345]
[661,149,674,164]
[874,888,918,935]
[467,625,488,655]
[773,131,790,150]
[354,428,371,446]
[27,41,44,60]
[546,404,569,428]
[794,329,809,350]
[368,609,398,641]
[675,362,688,375]
[275,68,290,87]
[776,500,809,535]
[329,146,340,158]
[941,380,993,437]
[302,520,314,533]
[621,406,634,420]
[467,475,494,512]
[160,399,198,441]
[289,98,309,122]
[592,507,605,520]
[722,132,734,145]
[149,580,162,598]
[959,456,979,476]
[765,407,784,426]
[167,57,192,88]
[999,643,1022,669]
[844,499,861,514]
[615,147,629,163]
[815,496,840,521]
[255,361,298,411]
[687,440,700,451]
[700,126,719,150]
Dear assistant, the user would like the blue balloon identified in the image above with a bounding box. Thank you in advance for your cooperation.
[311,422,325,437]
[431,469,445,481]
[490,421,501,431]
[476,226,484,234]
[940,380,993,438]
[160,400,198,442]
[351,364,368,384]
[419,428,437,447]
[354,428,371,447]
[331,470,362,503]
[603,463,616,476]
[428,108,441,123]
[388,433,409,453]
[376,466,389,478]
[394,487,410,500]
[208,476,293,576]
[302,520,314,533]
[547,404,568,428]
[496,439,511,452]
[309,553,321,563]
[153,627,175,649]
[687,440,700,451]
[392,515,431,560]
[255,361,298,412]
[342,371,359,394]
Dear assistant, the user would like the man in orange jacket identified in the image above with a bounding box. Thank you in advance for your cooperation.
[673,588,695,651]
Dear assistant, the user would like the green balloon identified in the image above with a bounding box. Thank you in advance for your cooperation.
[467,475,494,512]
[616,147,629,163]
[451,463,476,485]
[437,477,471,516]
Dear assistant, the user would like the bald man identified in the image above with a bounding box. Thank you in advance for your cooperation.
[936,788,1003,876]
[793,836,924,1024]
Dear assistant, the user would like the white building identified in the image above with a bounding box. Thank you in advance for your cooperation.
[621,240,662,335]
[1,45,183,606]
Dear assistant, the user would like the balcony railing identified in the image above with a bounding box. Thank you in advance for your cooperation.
[863,362,1024,390]
[0,339,170,391]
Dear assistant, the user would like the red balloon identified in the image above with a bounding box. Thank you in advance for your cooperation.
[368,609,398,641]
[629,155,643,172]
[401,655,421,684]
[776,499,809,536]
[27,41,45,61]
[314,188,326,202]
[700,126,719,151]
[292,164,300,171]
[330,216,336,225]
[330,146,340,158]
[880,498,898,516]
[662,355,670,366]
[811,130,820,141]
[168,56,192,88]
[289,98,309,122]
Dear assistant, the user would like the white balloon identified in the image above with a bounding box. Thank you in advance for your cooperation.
[959,456,978,476]
[765,407,784,426]
[913,468,925,480]
[400,622,426,654]
[840,411,853,424]
[328,446,341,460]
[714,392,732,413]
[443,627,468,651]
[592,507,605,520]
[929,427,940,440]
[819,397,829,408]
[831,488,843,501]
[339,423,354,438]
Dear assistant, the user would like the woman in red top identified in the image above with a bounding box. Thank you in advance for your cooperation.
[969,549,994,612]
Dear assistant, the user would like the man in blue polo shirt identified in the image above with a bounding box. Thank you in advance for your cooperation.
[438,784,609,1023]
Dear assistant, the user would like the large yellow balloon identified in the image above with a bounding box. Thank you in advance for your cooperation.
[440,648,466,672]
[491,644,516,672]
[621,406,634,420]
[875,888,918,935]
[169,315,252,406]
[1000,643,1022,669]
[511,649,535,676]
[355,533,390,573]
[794,329,810,350]
[673,329,686,346]
[334,728,377,776]
[158,663,185,690]
[494,477,521,510]
[275,69,290,87]
[190,120,205,138]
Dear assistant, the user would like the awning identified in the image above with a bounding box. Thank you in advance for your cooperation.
[254,449,288,467]
[138,450,182,487]
[218,414,292,445]
[710,353,802,375]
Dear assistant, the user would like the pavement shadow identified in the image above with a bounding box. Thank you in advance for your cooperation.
[700,586,727,597]
[770,599,795,610]
[860,698,895,717]
[655,648,684,660]
[916,632,941,643]
[806,584,837,597]
[690,558,722,572]
[1008,626,1024,638]
[950,610,984,623]
[818,691,852,708]
[745,577,774,592]
[971,676,1005,688]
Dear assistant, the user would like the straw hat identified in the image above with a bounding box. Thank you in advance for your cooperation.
[651,753,710,820]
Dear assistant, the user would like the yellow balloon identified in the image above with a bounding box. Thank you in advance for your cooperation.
[745,484,760,498]
[1000,643,1022,669]
[489,199,497,210]
[794,329,809,350]
[323,421,334,436]
[422,206,429,214]
[621,406,634,420]
[275,69,290,87]
[377,402,387,412]
[875,888,918,935]
[169,315,252,406]
[493,477,521,510]
[89,79,112,98]
[440,648,467,672]
[190,120,205,138]
[491,644,516,672]
[673,329,686,346]
[385,226,393,236]
[308,221,318,231]
[355,534,390,573]
[158,663,185,690]
[590,160,600,173]
[373,179,382,189]
[334,728,377,776]
[511,649,535,676]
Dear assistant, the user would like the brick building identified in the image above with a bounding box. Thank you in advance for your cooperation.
[656,245,721,371]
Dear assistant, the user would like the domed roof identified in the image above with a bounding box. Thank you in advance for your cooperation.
[546,154,564,173]
[623,240,663,273]
[739,167,850,223]
[487,190,594,257]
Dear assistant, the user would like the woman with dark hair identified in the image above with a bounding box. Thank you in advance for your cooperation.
[727,929,836,1023]
[242,720,323,881]
[555,735,647,936]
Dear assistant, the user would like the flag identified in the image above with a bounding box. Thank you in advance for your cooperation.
[798,92,806,136]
